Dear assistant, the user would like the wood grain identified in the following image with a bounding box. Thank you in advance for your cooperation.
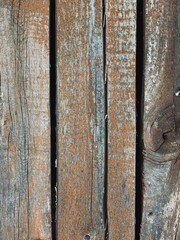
[141,0,180,239]
[56,0,105,239]
[0,1,51,239]
[106,1,136,239]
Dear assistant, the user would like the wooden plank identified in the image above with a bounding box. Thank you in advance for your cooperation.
[0,1,51,239]
[141,0,180,239]
[56,0,105,239]
[106,1,136,239]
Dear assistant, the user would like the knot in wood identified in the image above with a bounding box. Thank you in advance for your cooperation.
[144,106,180,163]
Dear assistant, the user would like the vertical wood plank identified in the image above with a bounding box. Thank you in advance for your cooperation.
[0,1,51,239]
[106,1,136,239]
[56,1,105,239]
[141,0,180,239]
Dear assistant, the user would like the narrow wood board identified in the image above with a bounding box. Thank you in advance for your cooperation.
[141,0,180,239]
[0,1,51,239]
[106,1,136,239]
[56,1,105,239]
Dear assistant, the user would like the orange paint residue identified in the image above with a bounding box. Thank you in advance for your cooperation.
[2,0,49,48]
[2,0,48,16]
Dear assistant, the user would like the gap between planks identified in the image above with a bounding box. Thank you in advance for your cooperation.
[135,0,144,239]
[50,0,57,239]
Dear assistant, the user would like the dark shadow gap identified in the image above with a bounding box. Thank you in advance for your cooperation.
[50,0,57,239]
[102,1,109,239]
[135,0,144,239]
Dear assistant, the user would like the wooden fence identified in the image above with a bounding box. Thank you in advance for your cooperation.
[0,1,179,239]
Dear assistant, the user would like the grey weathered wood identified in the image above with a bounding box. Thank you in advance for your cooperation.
[141,0,180,239]
[175,1,180,147]
[106,0,136,239]
[56,0,105,239]
[0,1,51,239]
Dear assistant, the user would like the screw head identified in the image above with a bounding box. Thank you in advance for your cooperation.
[175,87,180,97]
[84,235,90,240]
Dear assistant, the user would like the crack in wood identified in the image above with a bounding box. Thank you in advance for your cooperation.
[102,1,109,239]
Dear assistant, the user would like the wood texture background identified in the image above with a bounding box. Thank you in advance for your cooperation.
[0,1,51,239]
[0,0,179,239]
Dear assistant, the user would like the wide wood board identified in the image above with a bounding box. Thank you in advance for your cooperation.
[0,1,51,239]
[56,1,105,239]
[141,0,180,239]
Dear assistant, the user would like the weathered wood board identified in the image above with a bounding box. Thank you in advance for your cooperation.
[56,0,105,239]
[141,0,180,239]
[0,1,51,239]
[106,0,136,239]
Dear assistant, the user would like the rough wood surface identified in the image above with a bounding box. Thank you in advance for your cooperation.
[56,1,105,239]
[106,1,136,239]
[0,1,51,239]
[141,0,180,239]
